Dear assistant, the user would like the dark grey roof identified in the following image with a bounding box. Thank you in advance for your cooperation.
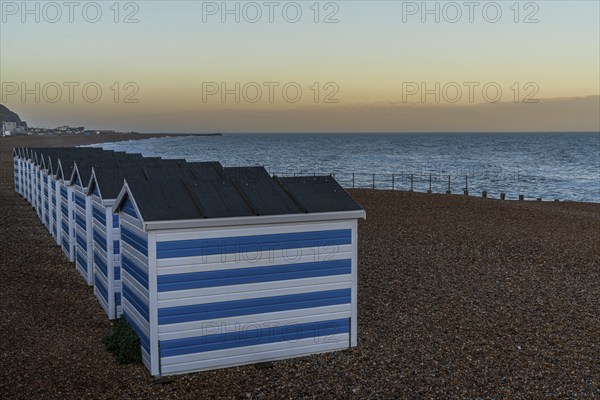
[276,176,363,213]
[20,146,364,222]
[121,170,362,222]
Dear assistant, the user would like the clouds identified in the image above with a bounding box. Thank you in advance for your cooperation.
[123,95,600,133]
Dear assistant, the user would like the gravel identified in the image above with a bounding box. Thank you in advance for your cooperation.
[1,136,599,399]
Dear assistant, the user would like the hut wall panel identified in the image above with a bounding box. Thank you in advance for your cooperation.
[120,216,150,368]
[74,185,91,283]
[13,157,19,194]
[92,194,119,319]
[59,184,75,262]
[42,174,49,228]
[48,180,57,240]
[54,181,62,245]
[152,220,356,376]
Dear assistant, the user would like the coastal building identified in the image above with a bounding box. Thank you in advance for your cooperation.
[112,169,365,376]
[3,121,17,136]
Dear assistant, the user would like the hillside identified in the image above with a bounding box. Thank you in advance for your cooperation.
[0,104,23,124]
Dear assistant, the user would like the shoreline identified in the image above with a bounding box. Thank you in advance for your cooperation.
[2,134,597,205]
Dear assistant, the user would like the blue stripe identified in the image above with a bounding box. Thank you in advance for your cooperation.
[113,240,120,255]
[75,213,86,230]
[76,232,87,252]
[62,220,69,235]
[93,206,106,226]
[92,184,100,197]
[62,237,69,253]
[123,310,149,352]
[160,318,350,358]
[158,259,352,292]
[121,226,147,256]
[122,285,149,322]
[121,198,138,219]
[112,214,119,228]
[76,250,87,272]
[53,225,57,236]
[114,266,121,280]
[116,292,122,306]
[121,255,148,288]
[156,230,352,260]
[61,203,68,217]
[158,289,351,326]
[74,193,86,210]
[60,187,67,199]
[94,251,108,277]
[93,229,107,252]
[95,274,108,302]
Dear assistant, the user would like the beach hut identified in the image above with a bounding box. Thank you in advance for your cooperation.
[12,148,21,196]
[46,150,64,241]
[38,153,56,229]
[28,148,36,205]
[21,148,29,202]
[87,159,220,320]
[53,149,97,261]
[31,151,43,219]
[112,170,365,376]
[71,157,106,285]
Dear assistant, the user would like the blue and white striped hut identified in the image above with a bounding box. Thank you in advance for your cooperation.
[112,168,365,376]
[71,157,111,285]
[45,150,64,241]
[87,158,218,320]
[32,151,44,220]
[27,148,36,205]
[26,148,35,204]
[12,148,21,196]
[52,149,102,261]
[39,154,52,228]
[20,148,30,202]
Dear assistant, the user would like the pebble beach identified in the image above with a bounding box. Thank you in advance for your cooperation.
[1,135,599,399]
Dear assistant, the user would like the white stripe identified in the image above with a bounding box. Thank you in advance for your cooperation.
[156,244,353,273]
[158,304,352,340]
[122,272,149,304]
[121,241,148,267]
[121,213,143,230]
[157,275,352,307]
[160,334,349,375]
[155,220,353,242]
[94,266,109,286]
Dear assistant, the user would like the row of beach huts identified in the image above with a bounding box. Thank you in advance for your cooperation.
[11,146,365,376]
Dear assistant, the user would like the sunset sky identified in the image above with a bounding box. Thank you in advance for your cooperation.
[1,0,599,132]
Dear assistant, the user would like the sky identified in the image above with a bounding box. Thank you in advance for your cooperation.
[1,0,599,132]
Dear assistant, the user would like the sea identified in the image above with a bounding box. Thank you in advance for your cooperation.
[89,132,600,203]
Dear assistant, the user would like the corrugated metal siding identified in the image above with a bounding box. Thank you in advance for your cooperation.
[154,220,355,375]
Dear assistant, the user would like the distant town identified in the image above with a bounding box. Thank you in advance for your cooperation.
[1,104,137,137]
